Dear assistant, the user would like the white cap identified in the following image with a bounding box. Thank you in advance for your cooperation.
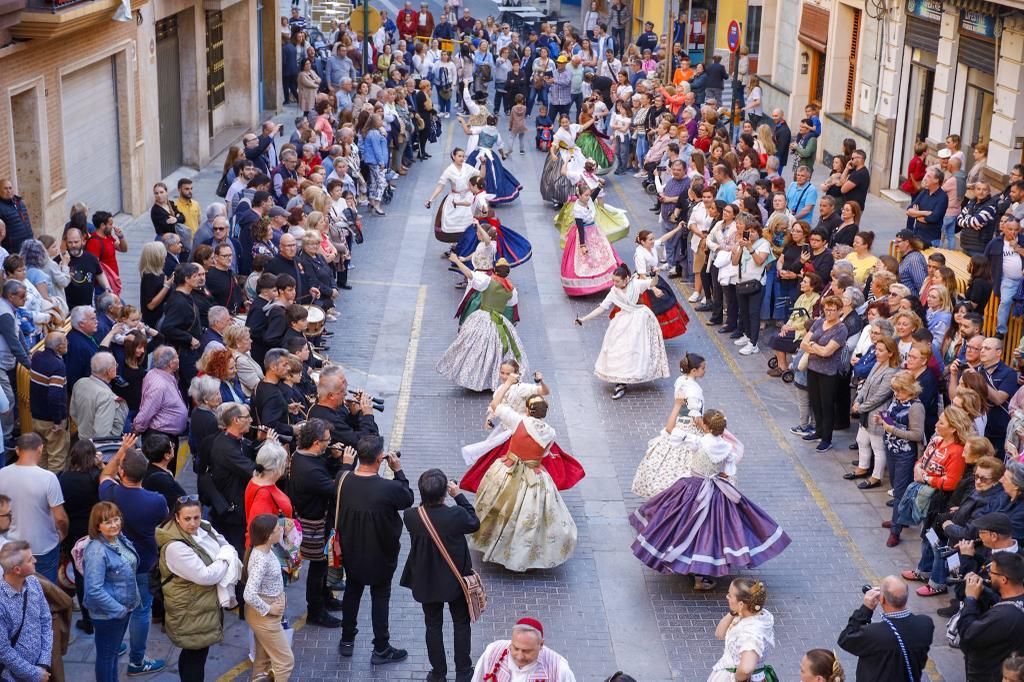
[937,148,952,159]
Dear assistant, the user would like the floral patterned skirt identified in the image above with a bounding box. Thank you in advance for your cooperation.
[560,223,622,296]
[631,426,701,498]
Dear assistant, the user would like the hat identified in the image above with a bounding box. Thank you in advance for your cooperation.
[1007,460,1024,490]
[937,148,952,159]
[895,229,918,242]
[515,617,543,637]
[974,512,1013,536]
[268,206,289,218]
[495,257,511,269]
[556,54,569,64]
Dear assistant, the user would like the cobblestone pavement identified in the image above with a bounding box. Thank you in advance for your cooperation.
[60,92,965,682]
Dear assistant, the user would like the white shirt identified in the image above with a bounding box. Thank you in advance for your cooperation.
[0,464,64,556]
[1003,239,1024,281]
[471,640,577,682]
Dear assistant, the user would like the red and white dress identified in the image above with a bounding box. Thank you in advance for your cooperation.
[471,639,577,681]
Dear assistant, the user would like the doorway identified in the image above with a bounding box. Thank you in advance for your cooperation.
[902,62,934,170]
[156,16,184,177]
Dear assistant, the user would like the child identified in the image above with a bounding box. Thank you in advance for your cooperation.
[244,514,294,682]
[113,304,158,344]
[535,104,553,151]
[509,93,528,154]
[804,103,821,137]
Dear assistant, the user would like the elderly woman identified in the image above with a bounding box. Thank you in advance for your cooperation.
[203,348,248,404]
[800,295,849,452]
[225,325,263,397]
[187,375,223,469]
[243,439,292,548]
[22,238,68,317]
[157,496,238,681]
[847,336,899,488]
[298,227,338,312]
[83,500,141,682]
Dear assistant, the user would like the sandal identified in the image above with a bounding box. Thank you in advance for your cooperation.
[901,570,928,583]
[916,584,948,597]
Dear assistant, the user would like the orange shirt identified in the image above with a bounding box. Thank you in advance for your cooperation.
[673,66,695,86]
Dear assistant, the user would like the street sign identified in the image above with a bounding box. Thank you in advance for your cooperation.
[727,20,741,52]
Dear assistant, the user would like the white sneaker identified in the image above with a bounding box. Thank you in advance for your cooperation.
[687,292,700,303]
[739,343,760,356]
[733,335,750,346]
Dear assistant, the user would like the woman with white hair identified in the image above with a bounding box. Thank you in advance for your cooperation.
[244,439,292,547]
[187,375,222,472]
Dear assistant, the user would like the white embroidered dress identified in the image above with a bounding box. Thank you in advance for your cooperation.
[707,611,776,682]
[437,162,481,236]
[630,375,705,497]
[590,278,670,384]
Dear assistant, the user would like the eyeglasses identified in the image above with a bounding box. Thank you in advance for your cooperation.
[100,517,122,526]
[213,227,227,232]
[176,494,200,504]
[974,475,993,482]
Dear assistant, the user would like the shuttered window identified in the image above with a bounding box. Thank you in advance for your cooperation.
[206,11,225,121]
[844,9,861,118]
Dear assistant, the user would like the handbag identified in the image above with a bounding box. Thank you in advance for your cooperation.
[325,472,349,569]
[215,172,231,199]
[417,506,487,622]
[736,279,762,296]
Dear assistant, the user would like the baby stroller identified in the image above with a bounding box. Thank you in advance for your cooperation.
[536,124,553,151]
[767,354,795,383]
[766,304,813,384]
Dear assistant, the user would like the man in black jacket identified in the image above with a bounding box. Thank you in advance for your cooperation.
[159,263,203,394]
[252,349,296,438]
[771,109,792,168]
[208,402,257,554]
[837,575,933,682]
[308,366,379,447]
[959,551,1024,681]
[289,418,354,628]
[266,234,320,305]
[246,273,279,366]
[336,435,414,665]
[401,469,480,682]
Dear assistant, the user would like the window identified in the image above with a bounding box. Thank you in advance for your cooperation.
[745,5,763,54]
[206,11,226,117]
[843,8,861,118]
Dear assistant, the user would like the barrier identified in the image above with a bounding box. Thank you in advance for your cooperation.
[888,243,1020,364]
[16,322,70,434]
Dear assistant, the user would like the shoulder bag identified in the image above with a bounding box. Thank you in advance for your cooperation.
[325,471,350,569]
[946,598,1024,648]
[417,506,487,622]
[0,588,31,677]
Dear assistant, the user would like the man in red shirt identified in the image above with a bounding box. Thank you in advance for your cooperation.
[86,211,128,279]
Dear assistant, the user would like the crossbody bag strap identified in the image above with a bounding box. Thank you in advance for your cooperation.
[881,616,915,682]
[417,506,472,603]
[332,471,350,527]
[9,588,28,647]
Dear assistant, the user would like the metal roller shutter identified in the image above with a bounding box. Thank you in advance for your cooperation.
[905,16,940,53]
[61,58,123,214]
[958,34,996,74]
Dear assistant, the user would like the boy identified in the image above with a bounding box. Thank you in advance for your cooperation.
[535,104,554,151]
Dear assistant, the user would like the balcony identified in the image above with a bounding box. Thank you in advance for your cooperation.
[10,0,147,41]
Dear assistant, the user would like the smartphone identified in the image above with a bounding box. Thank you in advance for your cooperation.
[880,413,894,426]
[802,245,811,255]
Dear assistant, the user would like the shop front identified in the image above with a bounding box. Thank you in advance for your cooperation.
[954,8,996,160]
[889,0,940,188]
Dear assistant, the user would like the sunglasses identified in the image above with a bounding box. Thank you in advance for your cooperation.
[176,494,200,504]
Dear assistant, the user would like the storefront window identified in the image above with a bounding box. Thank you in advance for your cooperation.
[962,84,993,159]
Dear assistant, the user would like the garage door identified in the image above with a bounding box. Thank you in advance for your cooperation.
[61,58,123,214]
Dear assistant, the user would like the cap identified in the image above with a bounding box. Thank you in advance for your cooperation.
[556,54,569,64]
[974,512,1013,536]
[515,617,543,637]
[937,148,952,159]
[895,229,918,242]
[268,206,289,218]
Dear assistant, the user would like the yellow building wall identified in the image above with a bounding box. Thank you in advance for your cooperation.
[633,0,669,38]
[714,0,748,52]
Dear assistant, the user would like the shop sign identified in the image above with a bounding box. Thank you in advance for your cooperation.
[960,10,996,38]
[905,0,942,22]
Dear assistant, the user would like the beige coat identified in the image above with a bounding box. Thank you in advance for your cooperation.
[69,375,127,440]
[298,69,321,113]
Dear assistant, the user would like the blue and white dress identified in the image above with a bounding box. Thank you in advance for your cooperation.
[466,126,522,205]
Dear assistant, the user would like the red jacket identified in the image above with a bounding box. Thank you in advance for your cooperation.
[397,9,418,37]
[920,437,965,492]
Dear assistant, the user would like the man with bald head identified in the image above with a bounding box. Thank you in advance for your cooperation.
[770,109,791,168]
[838,575,933,681]
[308,366,379,448]
[266,233,320,305]
[29,332,68,472]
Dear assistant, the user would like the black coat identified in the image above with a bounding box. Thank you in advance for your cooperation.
[773,121,792,168]
[837,606,933,682]
[400,497,479,603]
[336,472,414,584]
[245,295,275,365]
[252,381,294,436]
[206,267,243,313]
[959,593,1024,681]
[159,289,201,351]
[289,450,349,521]
[266,255,309,301]
[208,431,256,524]
[308,403,379,448]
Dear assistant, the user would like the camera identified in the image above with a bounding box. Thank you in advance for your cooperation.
[861,584,874,594]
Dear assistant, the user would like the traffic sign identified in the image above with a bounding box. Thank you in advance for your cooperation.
[727,20,741,52]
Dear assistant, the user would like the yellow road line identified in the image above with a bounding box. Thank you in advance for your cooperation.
[389,284,428,452]
[215,614,308,682]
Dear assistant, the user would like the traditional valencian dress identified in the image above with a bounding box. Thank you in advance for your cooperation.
[560,195,622,296]
[633,240,690,339]
[539,125,586,207]
[433,161,481,243]
[584,277,669,384]
[472,639,577,681]
[461,380,544,465]
[466,125,523,205]
[631,432,791,577]
[436,271,528,391]
[631,374,704,497]
[451,192,532,271]
[707,611,778,682]
[553,168,629,247]
[464,405,582,571]
[574,117,614,174]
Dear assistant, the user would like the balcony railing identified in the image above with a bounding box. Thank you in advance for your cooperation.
[26,0,93,11]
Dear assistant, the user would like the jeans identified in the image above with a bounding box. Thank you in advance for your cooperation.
[571,92,583,119]
[526,85,548,115]
[438,93,451,114]
[611,28,625,56]
[807,370,838,444]
[129,572,153,666]
[423,599,473,681]
[341,578,392,651]
[178,647,210,681]
[998,275,1021,334]
[888,446,918,533]
[940,215,957,250]
[35,544,59,583]
[917,539,950,589]
[94,614,131,682]
[614,136,631,173]
[634,135,649,168]
[73,561,92,626]
[736,284,764,345]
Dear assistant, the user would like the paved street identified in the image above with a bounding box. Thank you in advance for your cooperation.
[56,100,970,682]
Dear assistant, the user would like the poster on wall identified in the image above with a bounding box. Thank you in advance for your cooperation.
[905,0,942,22]
[960,10,996,38]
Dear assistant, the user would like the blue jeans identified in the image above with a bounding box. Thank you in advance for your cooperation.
[998,275,1021,334]
[887,446,917,533]
[94,613,130,682]
[634,135,649,169]
[614,137,631,173]
[34,544,59,583]
[917,538,950,589]
[438,92,451,114]
[940,215,957,250]
[129,572,153,666]
[526,85,548,115]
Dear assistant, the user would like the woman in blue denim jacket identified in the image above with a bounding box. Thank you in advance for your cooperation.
[83,501,141,682]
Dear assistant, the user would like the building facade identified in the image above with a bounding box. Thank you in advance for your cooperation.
[0,0,280,234]
[755,0,1024,194]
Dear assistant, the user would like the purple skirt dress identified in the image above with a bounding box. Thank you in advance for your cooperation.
[630,475,791,577]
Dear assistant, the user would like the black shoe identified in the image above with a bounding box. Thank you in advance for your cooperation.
[340,284,353,290]
[706,318,722,325]
[937,599,960,618]
[75,619,94,635]
[718,326,736,334]
[648,205,660,212]
[848,443,858,450]
[729,331,744,339]
[339,640,355,657]
[309,612,341,628]
[886,499,895,507]
[694,304,713,312]
[325,596,344,611]
[843,471,870,480]
[371,646,409,665]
